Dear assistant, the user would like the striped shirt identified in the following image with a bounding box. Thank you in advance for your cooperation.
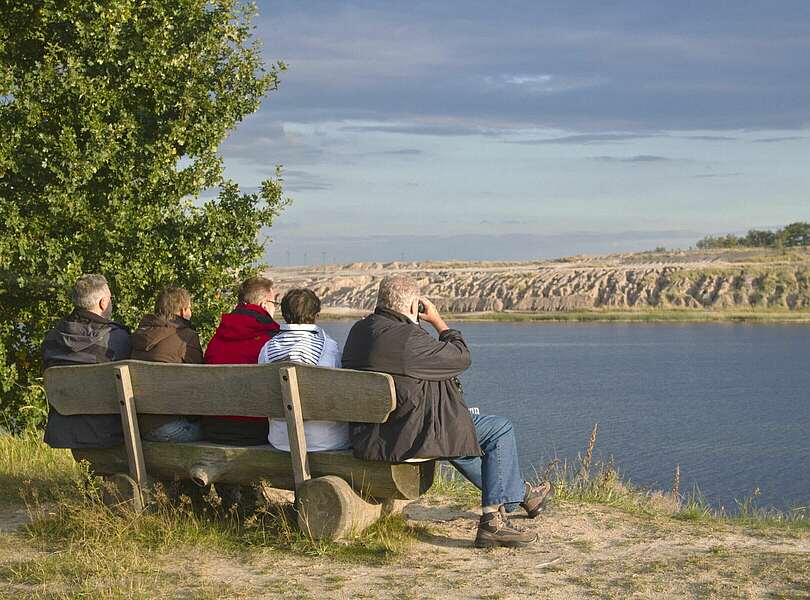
[261,326,325,366]
[258,324,350,452]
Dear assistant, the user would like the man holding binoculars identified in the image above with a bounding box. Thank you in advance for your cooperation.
[342,275,551,548]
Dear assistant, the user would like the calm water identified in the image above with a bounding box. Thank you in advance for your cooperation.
[320,320,810,510]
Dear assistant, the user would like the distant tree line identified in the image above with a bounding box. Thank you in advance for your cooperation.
[696,222,810,250]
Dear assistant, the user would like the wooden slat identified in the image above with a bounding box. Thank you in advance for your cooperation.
[114,366,147,508]
[114,366,147,484]
[280,366,311,490]
[72,444,436,500]
[44,361,396,423]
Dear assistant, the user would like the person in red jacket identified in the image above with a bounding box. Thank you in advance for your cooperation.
[202,276,281,444]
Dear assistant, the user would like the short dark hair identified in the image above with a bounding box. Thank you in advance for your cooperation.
[155,286,191,319]
[281,288,321,324]
[237,276,274,305]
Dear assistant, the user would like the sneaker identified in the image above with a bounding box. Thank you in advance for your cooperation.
[474,511,538,548]
[521,480,552,519]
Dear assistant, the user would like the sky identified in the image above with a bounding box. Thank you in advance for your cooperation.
[216,1,810,264]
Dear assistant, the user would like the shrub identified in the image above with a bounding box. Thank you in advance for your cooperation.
[0,1,289,430]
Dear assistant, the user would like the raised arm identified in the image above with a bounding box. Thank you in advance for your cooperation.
[401,298,471,380]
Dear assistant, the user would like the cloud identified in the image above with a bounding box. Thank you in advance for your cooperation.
[507,133,655,145]
[506,132,751,145]
[255,2,810,132]
[685,135,738,141]
[483,73,607,95]
[505,74,552,86]
[366,148,423,156]
[692,172,744,178]
[591,155,673,163]
[751,136,806,143]
[279,169,334,191]
[221,118,329,166]
[340,123,505,137]
[264,229,708,264]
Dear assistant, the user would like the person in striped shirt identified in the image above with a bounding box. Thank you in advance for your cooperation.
[258,288,350,452]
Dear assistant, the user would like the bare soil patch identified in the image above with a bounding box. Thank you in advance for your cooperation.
[2,498,807,599]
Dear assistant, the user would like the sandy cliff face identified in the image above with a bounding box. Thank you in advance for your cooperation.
[270,250,810,313]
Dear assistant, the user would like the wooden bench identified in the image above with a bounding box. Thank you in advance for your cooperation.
[43,359,435,539]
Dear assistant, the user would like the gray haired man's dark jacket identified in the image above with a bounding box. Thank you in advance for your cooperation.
[341,307,482,462]
[42,308,131,448]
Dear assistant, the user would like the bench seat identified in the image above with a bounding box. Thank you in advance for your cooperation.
[73,442,435,500]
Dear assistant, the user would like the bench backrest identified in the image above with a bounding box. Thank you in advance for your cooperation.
[43,360,396,423]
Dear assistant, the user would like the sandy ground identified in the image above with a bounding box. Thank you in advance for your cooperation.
[2,496,808,599]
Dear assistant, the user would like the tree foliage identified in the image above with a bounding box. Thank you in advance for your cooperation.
[0,1,289,431]
[696,222,810,250]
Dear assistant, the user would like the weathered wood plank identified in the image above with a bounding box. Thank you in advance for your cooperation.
[114,366,148,501]
[44,361,396,423]
[279,366,311,490]
[73,444,435,500]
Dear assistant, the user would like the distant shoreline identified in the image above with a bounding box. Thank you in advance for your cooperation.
[273,247,810,320]
[320,308,810,324]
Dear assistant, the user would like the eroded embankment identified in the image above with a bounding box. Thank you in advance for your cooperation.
[270,249,810,314]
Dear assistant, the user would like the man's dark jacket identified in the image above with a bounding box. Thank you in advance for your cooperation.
[42,308,131,448]
[341,307,482,462]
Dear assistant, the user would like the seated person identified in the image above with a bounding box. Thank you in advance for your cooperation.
[202,276,280,444]
[131,285,204,442]
[42,274,131,448]
[342,275,551,549]
[258,288,350,452]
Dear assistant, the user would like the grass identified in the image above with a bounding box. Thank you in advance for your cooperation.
[0,434,425,597]
[1,432,809,598]
[544,425,810,533]
[427,423,810,534]
[424,464,481,510]
[0,432,81,507]
[17,475,423,564]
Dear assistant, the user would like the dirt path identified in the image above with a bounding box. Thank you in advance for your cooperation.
[0,507,27,535]
[188,500,810,599]
[1,499,808,599]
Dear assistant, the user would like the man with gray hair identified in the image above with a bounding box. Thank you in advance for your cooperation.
[342,275,551,548]
[42,274,131,448]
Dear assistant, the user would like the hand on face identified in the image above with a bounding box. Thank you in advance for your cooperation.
[412,296,441,324]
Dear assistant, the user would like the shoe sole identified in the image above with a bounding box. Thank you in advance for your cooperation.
[523,505,547,519]
[523,488,554,519]
[474,536,537,549]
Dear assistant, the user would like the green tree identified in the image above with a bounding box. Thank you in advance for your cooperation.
[780,222,810,247]
[0,1,288,431]
[743,229,777,248]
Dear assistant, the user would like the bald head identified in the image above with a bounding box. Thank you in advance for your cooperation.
[376,275,421,316]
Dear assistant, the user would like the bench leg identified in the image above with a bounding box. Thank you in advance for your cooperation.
[296,475,385,540]
[101,473,145,513]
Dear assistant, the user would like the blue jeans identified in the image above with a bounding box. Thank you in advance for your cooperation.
[450,413,526,510]
[143,419,203,443]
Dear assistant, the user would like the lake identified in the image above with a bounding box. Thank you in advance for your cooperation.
[320,319,810,511]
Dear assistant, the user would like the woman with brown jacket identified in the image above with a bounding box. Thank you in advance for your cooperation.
[131,286,204,442]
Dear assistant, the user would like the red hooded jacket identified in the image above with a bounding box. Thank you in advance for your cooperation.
[204,304,280,421]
